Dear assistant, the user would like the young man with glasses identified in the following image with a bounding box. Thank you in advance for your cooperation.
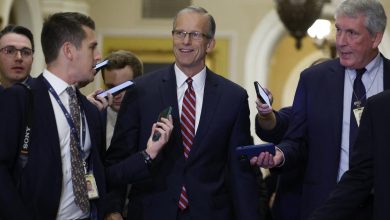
[0,24,34,88]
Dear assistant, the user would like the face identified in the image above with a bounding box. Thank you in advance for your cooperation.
[335,15,382,69]
[0,33,33,87]
[103,65,134,112]
[71,26,101,84]
[172,11,215,77]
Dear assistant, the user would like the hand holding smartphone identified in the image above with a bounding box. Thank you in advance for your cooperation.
[96,81,134,99]
[152,106,173,142]
[254,81,272,106]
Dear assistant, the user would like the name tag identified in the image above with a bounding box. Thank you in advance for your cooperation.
[85,173,99,199]
[353,107,364,127]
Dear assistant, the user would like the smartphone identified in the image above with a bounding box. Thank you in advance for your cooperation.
[254,81,271,106]
[236,143,275,159]
[94,60,109,73]
[96,81,134,99]
[152,106,173,141]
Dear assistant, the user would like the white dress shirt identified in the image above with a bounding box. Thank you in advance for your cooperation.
[106,107,118,149]
[175,64,206,133]
[43,70,91,220]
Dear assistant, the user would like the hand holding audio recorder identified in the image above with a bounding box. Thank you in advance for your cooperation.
[152,106,173,142]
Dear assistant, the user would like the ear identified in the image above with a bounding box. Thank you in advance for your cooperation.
[62,42,74,60]
[206,38,216,53]
[372,32,383,49]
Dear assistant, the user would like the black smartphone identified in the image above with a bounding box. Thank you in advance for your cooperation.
[254,81,271,106]
[94,60,109,73]
[236,143,275,159]
[152,106,173,142]
[96,81,134,99]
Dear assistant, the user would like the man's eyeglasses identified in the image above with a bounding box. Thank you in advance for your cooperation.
[0,46,34,58]
[172,30,211,41]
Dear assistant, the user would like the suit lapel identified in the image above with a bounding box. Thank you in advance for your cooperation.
[34,75,62,165]
[158,66,183,154]
[327,60,345,148]
[381,55,390,90]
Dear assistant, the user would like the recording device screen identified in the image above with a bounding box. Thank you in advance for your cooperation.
[254,81,271,106]
[96,80,134,98]
[94,60,109,73]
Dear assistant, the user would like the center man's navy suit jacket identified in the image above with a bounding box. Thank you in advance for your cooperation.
[0,75,107,220]
[105,64,261,220]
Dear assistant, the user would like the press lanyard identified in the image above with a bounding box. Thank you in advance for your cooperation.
[43,78,87,159]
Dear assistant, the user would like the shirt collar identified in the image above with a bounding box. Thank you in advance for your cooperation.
[346,53,382,79]
[174,64,207,90]
[43,69,73,96]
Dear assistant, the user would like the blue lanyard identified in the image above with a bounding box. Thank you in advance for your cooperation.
[43,78,87,158]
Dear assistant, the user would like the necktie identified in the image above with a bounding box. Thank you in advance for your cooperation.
[349,68,366,155]
[66,87,89,212]
[178,78,196,210]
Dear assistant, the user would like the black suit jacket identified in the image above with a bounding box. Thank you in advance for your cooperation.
[276,56,390,219]
[105,65,261,220]
[309,89,390,220]
[0,75,107,220]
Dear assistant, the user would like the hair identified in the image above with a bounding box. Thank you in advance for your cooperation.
[0,24,34,51]
[310,57,331,67]
[172,5,216,38]
[335,0,387,36]
[41,12,95,64]
[102,50,143,80]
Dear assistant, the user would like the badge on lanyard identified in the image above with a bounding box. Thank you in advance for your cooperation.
[85,172,99,199]
[353,106,364,127]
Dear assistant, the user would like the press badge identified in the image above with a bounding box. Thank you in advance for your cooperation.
[85,173,99,199]
[353,107,364,127]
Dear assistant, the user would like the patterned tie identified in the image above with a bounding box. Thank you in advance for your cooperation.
[349,68,366,156]
[66,87,89,212]
[178,78,196,210]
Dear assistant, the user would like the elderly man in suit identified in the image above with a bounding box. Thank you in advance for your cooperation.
[0,12,108,220]
[309,89,390,219]
[105,5,261,220]
[252,0,389,219]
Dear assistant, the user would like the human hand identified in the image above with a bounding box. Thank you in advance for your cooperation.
[87,89,113,111]
[104,212,123,220]
[145,115,174,159]
[256,87,273,116]
[249,148,284,168]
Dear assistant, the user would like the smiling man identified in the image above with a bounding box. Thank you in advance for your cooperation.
[252,0,389,219]
[105,5,261,220]
[0,25,34,88]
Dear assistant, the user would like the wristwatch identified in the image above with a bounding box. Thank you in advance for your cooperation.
[141,150,153,168]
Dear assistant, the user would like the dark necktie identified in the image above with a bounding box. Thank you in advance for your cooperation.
[66,87,89,212]
[349,68,366,154]
[178,78,196,210]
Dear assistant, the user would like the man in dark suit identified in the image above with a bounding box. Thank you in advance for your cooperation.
[308,89,390,219]
[105,5,261,220]
[252,0,389,219]
[0,25,34,88]
[0,12,108,220]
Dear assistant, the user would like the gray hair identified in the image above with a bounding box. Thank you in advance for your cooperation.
[172,5,216,38]
[335,0,387,36]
